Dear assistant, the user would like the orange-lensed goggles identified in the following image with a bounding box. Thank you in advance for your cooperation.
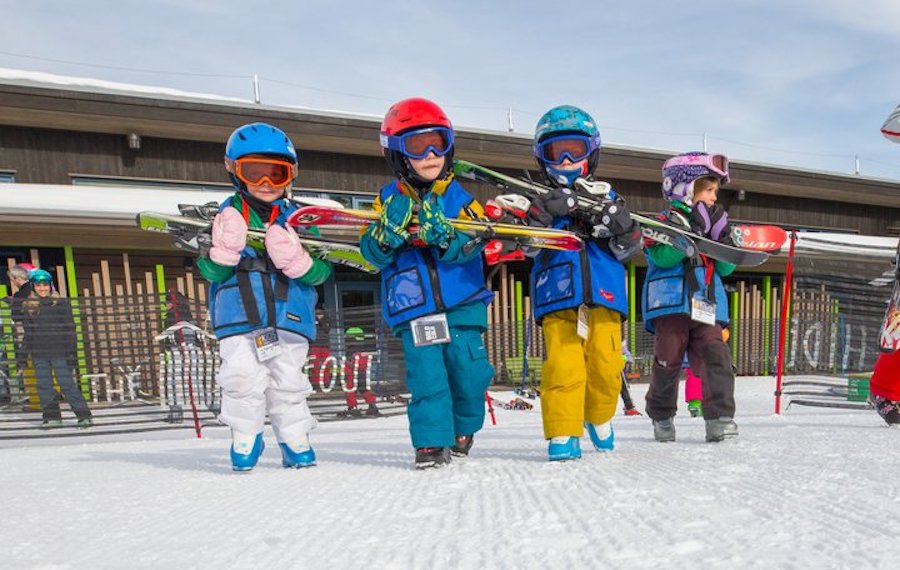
[234,157,295,187]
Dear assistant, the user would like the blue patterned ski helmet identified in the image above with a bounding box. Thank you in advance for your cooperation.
[533,105,602,186]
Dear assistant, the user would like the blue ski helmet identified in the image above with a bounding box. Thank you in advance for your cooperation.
[533,105,602,187]
[225,122,297,163]
[29,268,53,285]
[661,151,730,205]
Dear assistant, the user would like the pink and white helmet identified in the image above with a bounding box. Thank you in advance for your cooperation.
[661,152,730,205]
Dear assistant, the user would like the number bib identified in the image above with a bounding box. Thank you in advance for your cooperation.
[410,313,451,347]
[254,328,283,362]
[690,298,717,326]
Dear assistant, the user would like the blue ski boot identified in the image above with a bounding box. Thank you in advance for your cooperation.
[279,440,317,468]
[231,432,265,472]
[585,421,615,452]
[548,436,582,461]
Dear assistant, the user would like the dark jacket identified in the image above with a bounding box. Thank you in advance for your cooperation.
[21,296,77,359]
[10,283,32,324]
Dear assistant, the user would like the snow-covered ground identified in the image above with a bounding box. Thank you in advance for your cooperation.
[2,376,897,569]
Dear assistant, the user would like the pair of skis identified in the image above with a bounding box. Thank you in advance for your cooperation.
[452,159,783,267]
[136,206,378,274]
[285,205,583,252]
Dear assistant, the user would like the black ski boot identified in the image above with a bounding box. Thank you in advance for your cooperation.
[450,435,474,457]
[705,417,739,442]
[871,395,900,427]
[415,447,451,470]
[652,418,676,442]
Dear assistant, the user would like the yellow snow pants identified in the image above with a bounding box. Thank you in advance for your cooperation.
[540,306,623,439]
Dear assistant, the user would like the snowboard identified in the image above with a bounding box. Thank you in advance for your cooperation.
[285,206,584,252]
[879,241,900,353]
[136,211,378,273]
[452,159,772,267]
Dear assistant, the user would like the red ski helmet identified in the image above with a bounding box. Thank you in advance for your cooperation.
[380,98,454,184]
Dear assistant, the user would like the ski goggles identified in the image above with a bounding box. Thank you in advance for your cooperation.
[663,153,730,183]
[380,127,454,159]
[233,157,295,187]
[533,133,600,165]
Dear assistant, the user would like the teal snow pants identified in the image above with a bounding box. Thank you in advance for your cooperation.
[398,326,494,449]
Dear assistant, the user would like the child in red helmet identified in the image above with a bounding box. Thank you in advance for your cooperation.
[360,98,495,469]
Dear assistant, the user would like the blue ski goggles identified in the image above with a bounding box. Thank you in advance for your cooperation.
[534,133,600,165]
[380,126,454,159]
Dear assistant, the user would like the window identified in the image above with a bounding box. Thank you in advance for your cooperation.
[0,171,15,183]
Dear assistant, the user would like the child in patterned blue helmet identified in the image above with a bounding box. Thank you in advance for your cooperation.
[197,122,333,472]
[528,105,641,461]
[641,151,739,443]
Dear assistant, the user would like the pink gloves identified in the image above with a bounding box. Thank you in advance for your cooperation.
[265,225,312,278]
[209,208,247,266]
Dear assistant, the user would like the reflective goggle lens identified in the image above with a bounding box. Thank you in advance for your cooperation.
[235,158,294,186]
[383,127,454,159]
[535,134,597,165]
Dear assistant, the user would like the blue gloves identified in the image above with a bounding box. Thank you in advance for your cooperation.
[418,196,455,247]
[367,194,414,250]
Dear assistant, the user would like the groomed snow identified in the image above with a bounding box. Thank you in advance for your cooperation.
[2,376,896,569]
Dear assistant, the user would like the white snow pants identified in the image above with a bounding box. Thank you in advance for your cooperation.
[217,331,317,444]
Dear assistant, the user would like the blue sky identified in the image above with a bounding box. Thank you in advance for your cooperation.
[4,0,900,180]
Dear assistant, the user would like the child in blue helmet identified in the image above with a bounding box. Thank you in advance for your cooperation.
[21,269,93,428]
[197,122,333,471]
[527,105,641,461]
[641,152,739,443]
[359,98,495,469]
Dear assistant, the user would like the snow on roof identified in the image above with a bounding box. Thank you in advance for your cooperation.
[0,183,340,223]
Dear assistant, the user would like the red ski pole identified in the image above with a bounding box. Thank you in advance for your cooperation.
[485,391,496,425]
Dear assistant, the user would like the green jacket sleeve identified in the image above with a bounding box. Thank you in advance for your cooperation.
[644,243,687,268]
[715,260,736,277]
[296,258,332,286]
[197,257,235,283]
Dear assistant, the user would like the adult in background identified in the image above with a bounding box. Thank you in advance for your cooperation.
[21,269,92,428]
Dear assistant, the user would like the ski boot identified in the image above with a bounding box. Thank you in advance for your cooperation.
[76,417,94,429]
[871,395,900,427]
[548,436,582,461]
[41,419,64,429]
[279,440,317,469]
[687,400,703,418]
[415,447,451,470]
[585,421,615,452]
[450,434,474,457]
[652,418,676,442]
[365,403,382,417]
[231,432,265,472]
[705,417,739,442]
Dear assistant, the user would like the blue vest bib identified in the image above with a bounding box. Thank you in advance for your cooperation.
[209,197,318,340]
[377,181,493,328]
[641,257,729,333]
[531,220,627,320]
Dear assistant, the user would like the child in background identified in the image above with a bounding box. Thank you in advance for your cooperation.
[198,123,333,471]
[359,98,495,469]
[525,105,641,460]
[642,152,739,443]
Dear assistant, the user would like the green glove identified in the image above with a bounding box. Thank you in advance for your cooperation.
[419,196,455,247]
[367,194,414,249]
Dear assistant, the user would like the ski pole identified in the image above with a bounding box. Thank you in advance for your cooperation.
[485,391,496,425]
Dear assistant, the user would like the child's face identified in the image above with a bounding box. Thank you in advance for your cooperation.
[552,157,587,172]
[692,177,720,207]
[408,153,446,183]
[33,282,51,297]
